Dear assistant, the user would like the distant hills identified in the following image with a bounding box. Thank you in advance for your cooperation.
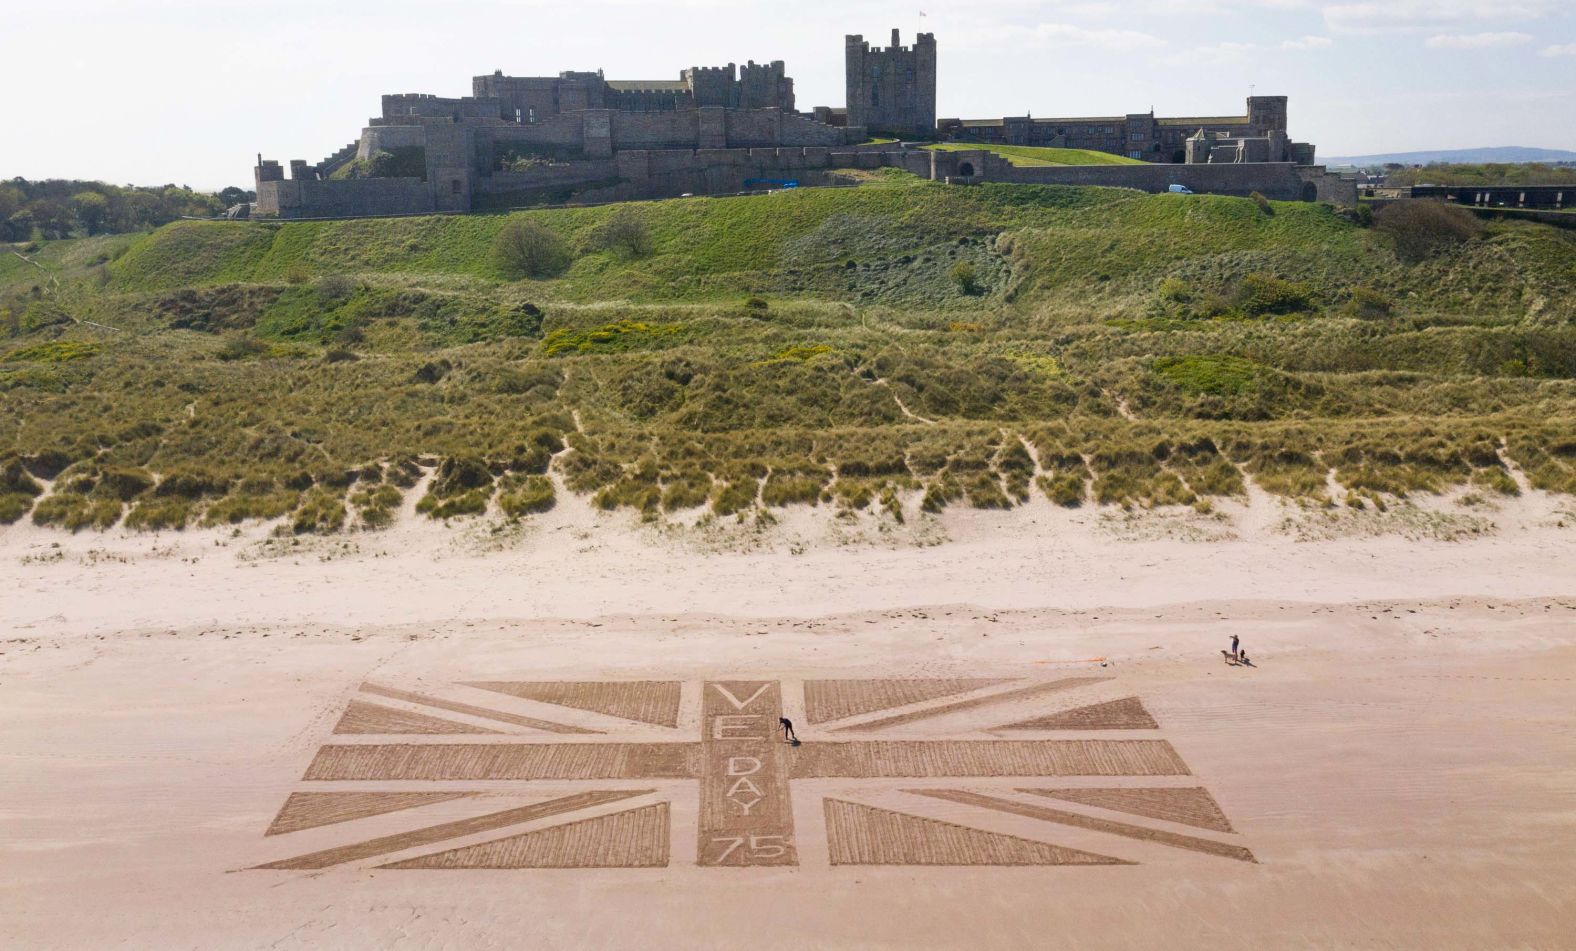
[1323,147,1576,167]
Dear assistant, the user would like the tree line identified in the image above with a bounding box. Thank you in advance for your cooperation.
[1384,163,1576,188]
[0,178,255,242]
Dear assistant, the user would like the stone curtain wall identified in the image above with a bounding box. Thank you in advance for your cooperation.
[475,108,859,158]
[256,177,435,218]
[926,149,1354,205]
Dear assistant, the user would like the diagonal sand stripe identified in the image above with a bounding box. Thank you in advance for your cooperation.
[995,697,1158,732]
[254,789,651,869]
[1027,787,1235,833]
[380,802,670,869]
[829,678,1112,733]
[360,683,601,735]
[333,700,502,735]
[266,791,476,836]
[804,679,1010,725]
[823,798,1128,866]
[909,788,1256,863]
[464,682,682,728]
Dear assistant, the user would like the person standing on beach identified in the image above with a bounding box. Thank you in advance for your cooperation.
[1230,634,1240,662]
[779,717,798,744]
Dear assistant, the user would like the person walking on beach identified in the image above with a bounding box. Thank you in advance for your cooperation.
[779,716,798,744]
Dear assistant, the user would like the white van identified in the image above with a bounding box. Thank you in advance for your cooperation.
[1168,184,1194,194]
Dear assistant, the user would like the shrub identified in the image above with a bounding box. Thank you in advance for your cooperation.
[124,498,193,531]
[31,494,122,531]
[202,491,298,526]
[586,206,652,257]
[497,474,556,517]
[351,484,403,528]
[761,469,825,507]
[1250,192,1274,215]
[1235,273,1312,315]
[96,467,155,501]
[1374,200,1485,263]
[1344,287,1394,319]
[1157,277,1192,304]
[217,334,267,361]
[1,459,42,497]
[711,475,759,516]
[949,260,980,295]
[920,476,963,513]
[1037,472,1086,507]
[292,488,346,534]
[154,469,229,499]
[493,219,572,279]
[1153,355,1261,397]
[23,450,72,480]
[0,493,34,523]
[315,274,355,305]
[417,456,495,519]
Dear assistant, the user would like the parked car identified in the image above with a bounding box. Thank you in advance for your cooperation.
[1168,184,1194,194]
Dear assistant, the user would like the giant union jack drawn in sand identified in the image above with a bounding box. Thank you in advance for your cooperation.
[254,678,1254,870]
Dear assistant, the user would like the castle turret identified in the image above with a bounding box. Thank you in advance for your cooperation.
[845,29,936,138]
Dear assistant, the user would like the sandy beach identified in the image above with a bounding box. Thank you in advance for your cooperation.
[4,491,1575,949]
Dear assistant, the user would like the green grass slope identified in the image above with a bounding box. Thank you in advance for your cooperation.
[3,176,1574,534]
[925,143,1146,167]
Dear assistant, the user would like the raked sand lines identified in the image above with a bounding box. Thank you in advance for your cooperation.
[256,790,651,870]
[824,799,1127,866]
[804,679,1009,724]
[464,681,682,728]
[266,791,477,836]
[995,697,1159,731]
[381,802,671,869]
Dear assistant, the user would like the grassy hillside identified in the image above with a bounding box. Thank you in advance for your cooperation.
[3,175,1574,534]
[925,143,1146,167]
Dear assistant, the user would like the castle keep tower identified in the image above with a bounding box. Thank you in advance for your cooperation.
[846,29,936,138]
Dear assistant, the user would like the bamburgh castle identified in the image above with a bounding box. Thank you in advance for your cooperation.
[254,29,1349,218]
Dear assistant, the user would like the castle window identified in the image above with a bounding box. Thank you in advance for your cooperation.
[515,108,522,123]
[871,85,879,107]
[451,180,461,195]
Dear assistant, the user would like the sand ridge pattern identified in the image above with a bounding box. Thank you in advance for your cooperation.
[1026,787,1236,833]
[258,677,1248,872]
[380,802,670,869]
[803,679,1008,724]
[332,700,502,735]
[995,697,1159,731]
[824,798,1129,866]
[910,789,1256,863]
[303,742,697,781]
[360,683,601,734]
[791,739,1189,777]
[465,681,682,728]
[256,789,652,870]
[266,791,476,836]
[829,678,1112,732]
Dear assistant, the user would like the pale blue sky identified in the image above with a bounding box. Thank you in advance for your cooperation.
[5,0,1574,187]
